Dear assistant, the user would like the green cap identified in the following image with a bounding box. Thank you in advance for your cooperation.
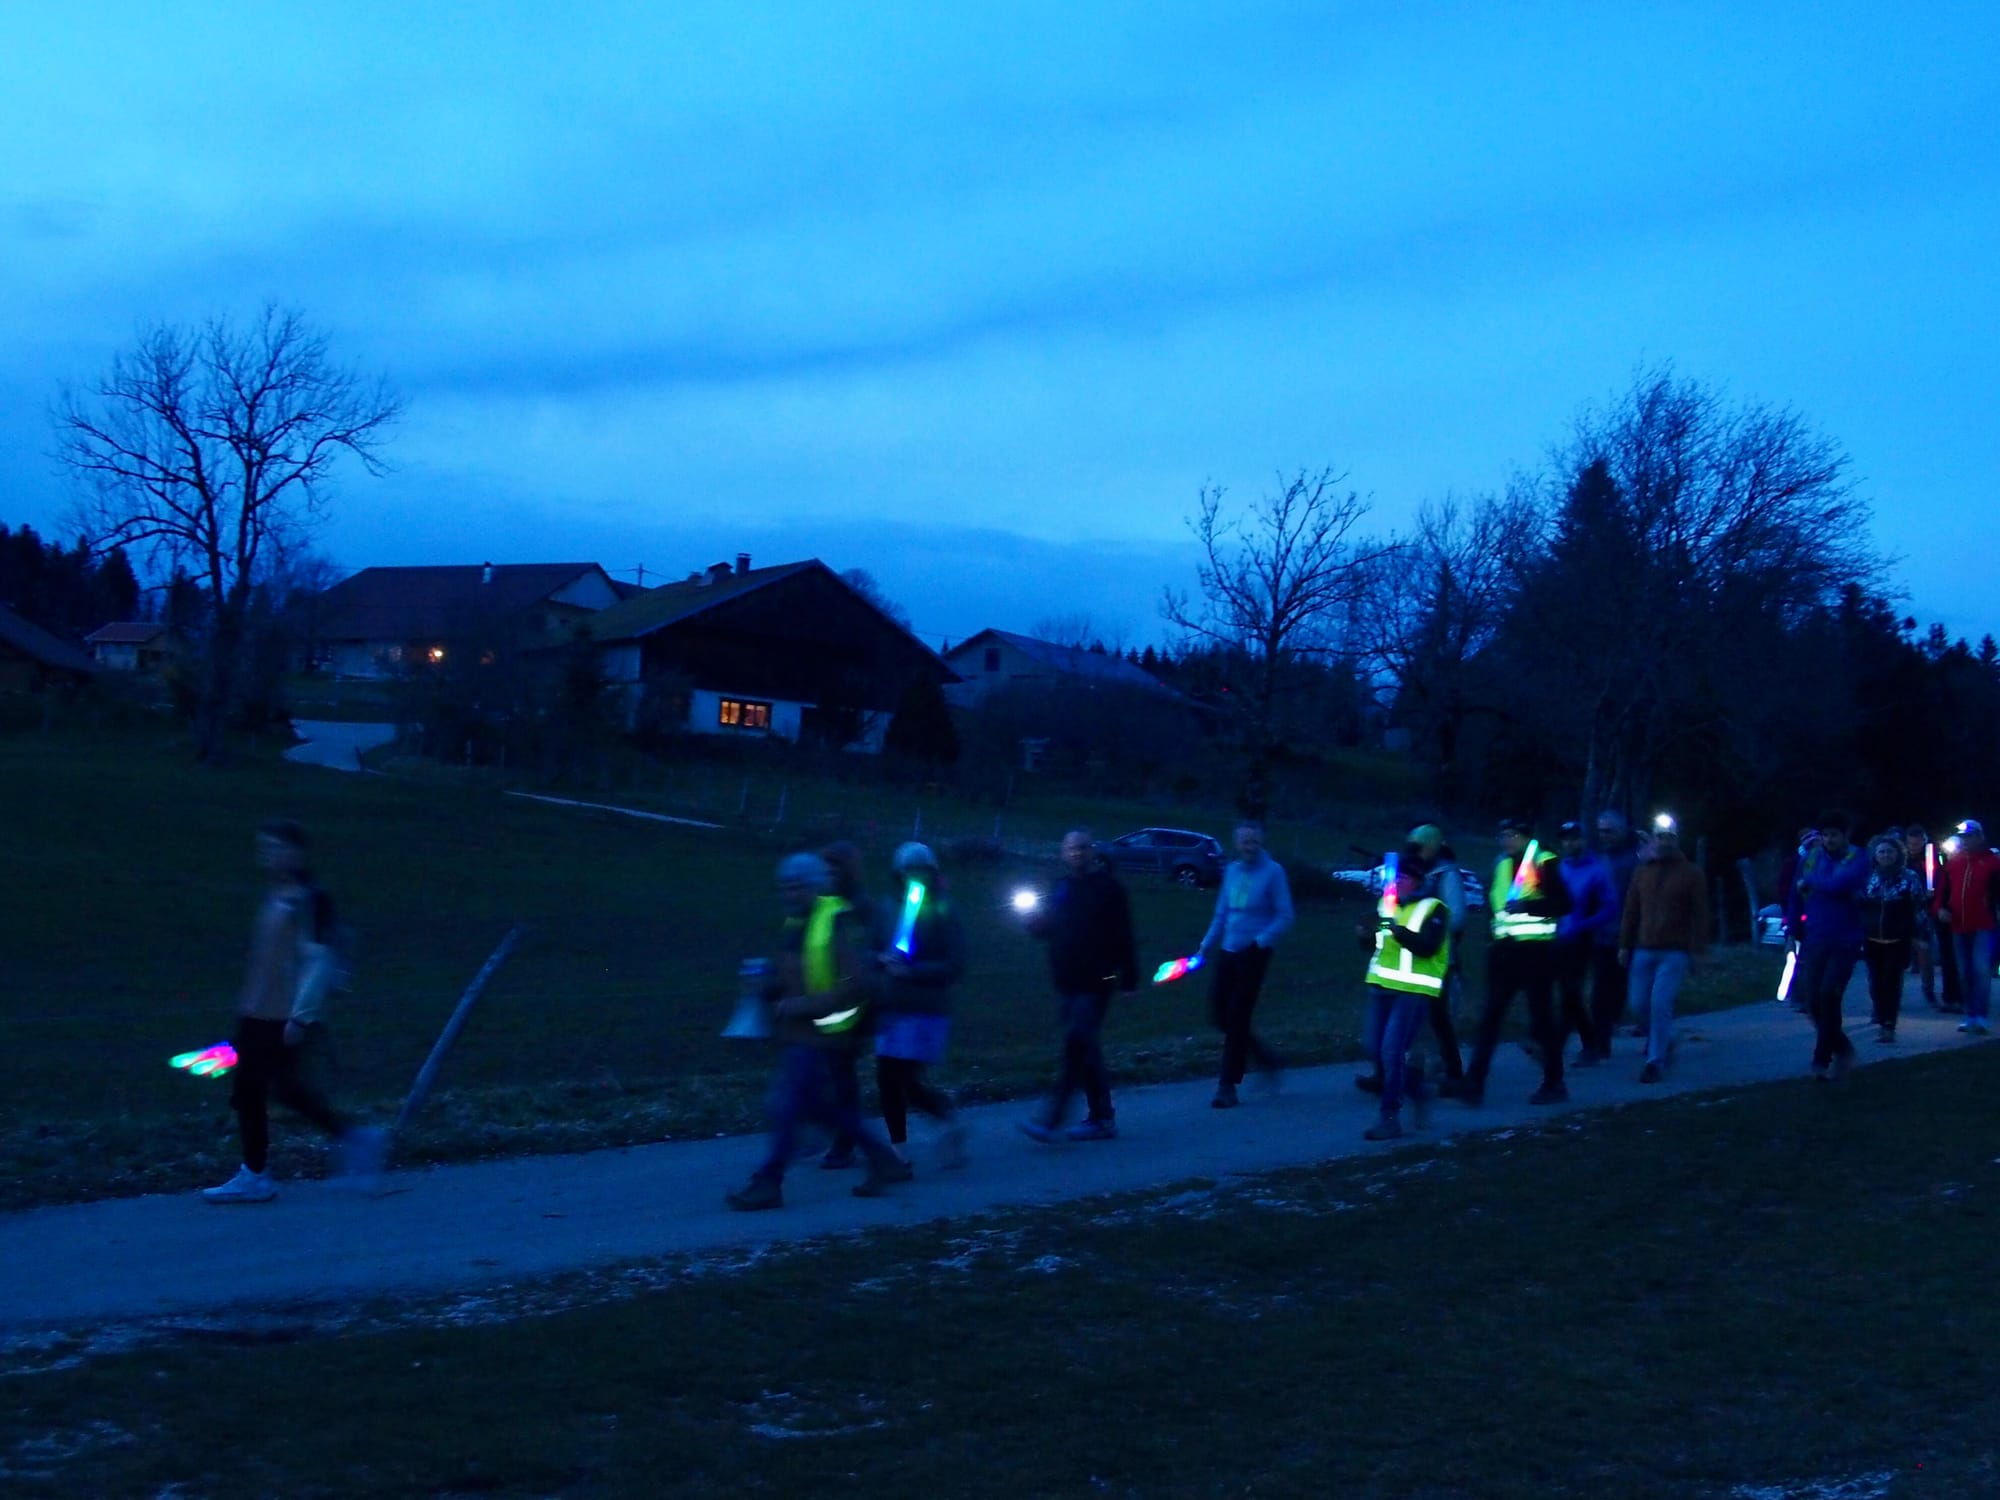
[1409,824,1444,851]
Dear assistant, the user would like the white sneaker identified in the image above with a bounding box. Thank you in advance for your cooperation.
[339,1126,390,1180]
[202,1166,276,1203]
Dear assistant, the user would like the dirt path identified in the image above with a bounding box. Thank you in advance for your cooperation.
[2,987,1976,1334]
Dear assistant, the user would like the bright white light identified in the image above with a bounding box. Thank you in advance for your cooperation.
[1654,813,1677,832]
[1944,836,1963,856]
[1011,889,1040,913]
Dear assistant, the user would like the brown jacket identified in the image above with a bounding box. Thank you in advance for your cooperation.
[1619,851,1709,955]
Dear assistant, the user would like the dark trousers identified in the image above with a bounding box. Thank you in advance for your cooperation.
[1939,927,1964,1008]
[1799,942,1858,1069]
[1467,940,1562,1090]
[1864,939,1910,1028]
[877,1055,954,1145]
[1210,944,1280,1087]
[1555,943,1604,1059]
[758,1045,898,1183]
[1430,969,1464,1080]
[229,1016,346,1174]
[1589,945,1627,1051]
[1048,990,1114,1125]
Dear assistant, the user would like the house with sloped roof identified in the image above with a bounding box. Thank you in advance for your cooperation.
[942,629,1179,706]
[0,604,99,692]
[85,621,183,675]
[582,555,951,751]
[310,562,622,677]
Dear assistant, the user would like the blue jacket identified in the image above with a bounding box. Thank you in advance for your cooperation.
[1557,852,1620,946]
[1201,856,1295,954]
[1798,843,1868,951]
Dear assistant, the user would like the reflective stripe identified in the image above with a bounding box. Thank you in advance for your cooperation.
[1367,897,1451,995]
[1491,852,1560,942]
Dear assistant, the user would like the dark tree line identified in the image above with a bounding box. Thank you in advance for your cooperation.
[0,523,141,637]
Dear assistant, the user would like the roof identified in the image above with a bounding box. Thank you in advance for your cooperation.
[86,622,174,646]
[582,561,818,643]
[0,605,99,676]
[950,629,1178,696]
[314,564,611,642]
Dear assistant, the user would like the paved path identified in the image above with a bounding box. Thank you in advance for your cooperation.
[282,719,398,772]
[3,990,1982,1334]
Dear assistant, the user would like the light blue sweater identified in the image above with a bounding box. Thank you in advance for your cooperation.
[1201,857,1296,954]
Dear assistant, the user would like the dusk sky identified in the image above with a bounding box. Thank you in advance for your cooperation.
[4,2,1996,647]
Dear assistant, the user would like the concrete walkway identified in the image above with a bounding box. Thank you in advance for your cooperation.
[2,991,1983,1334]
[283,719,398,772]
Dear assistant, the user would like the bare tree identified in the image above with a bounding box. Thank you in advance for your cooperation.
[1164,467,1398,816]
[55,306,399,759]
[839,568,912,629]
[1029,611,1099,649]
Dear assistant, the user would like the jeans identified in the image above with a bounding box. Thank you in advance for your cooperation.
[1953,930,1997,1020]
[1624,949,1688,1068]
[758,1045,898,1183]
[1366,989,1430,1119]
[1047,989,1114,1125]
[1209,945,1281,1086]
[1798,942,1858,1069]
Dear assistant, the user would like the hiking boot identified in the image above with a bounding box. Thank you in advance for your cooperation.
[1363,1117,1403,1141]
[938,1121,970,1170]
[1876,1028,1897,1045]
[726,1176,783,1211]
[1638,1062,1662,1085]
[819,1147,858,1170]
[202,1166,276,1204]
[1528,1084,1569,1106]
[852,1157,916,1197]
[1211,1084,1239,1109]
[1354,1074,1384,1096]
[1018,1117,1057,1143]
[1066,1118,1118,1142]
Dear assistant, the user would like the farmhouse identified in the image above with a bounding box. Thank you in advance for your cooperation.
[311,562,623,677]
[942,628,1177,707]
[0,604,98,692]
[84,622,182,675]
[584,556,950,751]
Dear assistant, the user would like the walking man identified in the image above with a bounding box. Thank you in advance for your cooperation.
[1359,864,1450,1141]
[1199,822,1296,1109]
[1617,820,1708,1084]
[203,820,385,1203]
[1936,820,2000,1036]
[727,854,911,1210]
[1020,829,1139,1142]
[1556,820,1617,1065]
[1795,813,1868,1080]
[1443,818,1572,1107]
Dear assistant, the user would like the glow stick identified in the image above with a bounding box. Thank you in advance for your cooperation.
[1775,949,1797,1003]
[1925,842,1935,887]
[1507,841,1543,902]
[1378,851,1400,919]
[1152,953,1205,985]
[170,1042,237,1077]
[1012,889,1041,913]
[892,879,925,956]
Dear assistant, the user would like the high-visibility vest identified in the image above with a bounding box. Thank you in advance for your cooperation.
[1490,852,1560,941]
[1367,897,1451,994]
[801,895,851,996]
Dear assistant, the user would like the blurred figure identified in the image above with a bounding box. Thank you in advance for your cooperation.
[1937,821,2000,1036]
[1020,830,1138,1142]
[1617,821,1709,1084]
[1794,813,1867,1080]
[1197,822,1296,1109]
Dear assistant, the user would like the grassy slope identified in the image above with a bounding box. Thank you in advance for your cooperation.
[4,1048,1993,1497]
[0,729,1771,1209]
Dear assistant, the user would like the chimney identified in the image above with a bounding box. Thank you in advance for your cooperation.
[735,552,751,575]
[705,561,733,585]
[481,562,494,584]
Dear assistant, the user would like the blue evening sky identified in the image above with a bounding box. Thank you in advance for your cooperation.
[3,2,1995,647]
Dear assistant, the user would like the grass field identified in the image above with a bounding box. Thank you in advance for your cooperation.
[4,1044,1993,1496]
[0,727,1772,1210]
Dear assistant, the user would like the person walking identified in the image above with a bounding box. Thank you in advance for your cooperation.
[1861,834,1925,1044]
[1198,822,1296,1109]
[1556,820,1618,1066]
[1901,825,1945,1010]
[1357,827,1466,1095]
[1616,821,1709,1084]
[1020,829,1139,1142]
[1936,820,2000,1036]
[202,820,385,1203]
[1442,818,1572,1107]
[1794,813,1868,1080]
[1358,864,1450,1141]
[869,843,970,1167]
[726,854,911,1210]
[815,841,875,1170]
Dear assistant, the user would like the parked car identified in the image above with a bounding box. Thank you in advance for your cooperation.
[1330,859,1489,912]
[1096,828,1226,888]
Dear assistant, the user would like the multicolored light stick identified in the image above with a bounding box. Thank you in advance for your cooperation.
[1378,851,1400,919]
[169,1042,237,1078]
[892,879,926,956]
[1152,953,1205,985]
[1506,841,1544,903]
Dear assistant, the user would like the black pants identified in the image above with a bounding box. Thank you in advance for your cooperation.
[1589,945,1627,1052]
[1555,943,1604,1059]
[1799,942,1858,1068]
[230,1017,346,1174]
[1048,990,1114,1124]
[1864,939,1910,1029]
[877,1055,954,1145]
[1467,940,1562,1090]
[1939,926,1964,1008]
[1210,945,1280,1087]
[1430,969,1464,1080]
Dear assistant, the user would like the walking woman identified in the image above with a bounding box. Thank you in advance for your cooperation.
[870,843,970,1167]
[1862,833,1927,1044]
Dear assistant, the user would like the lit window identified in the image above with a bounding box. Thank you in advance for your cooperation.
[719,697,772,730]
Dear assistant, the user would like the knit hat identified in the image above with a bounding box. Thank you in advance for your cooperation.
[776,852,830,889]
[1408,824,1444,853]
[892,841,938,874]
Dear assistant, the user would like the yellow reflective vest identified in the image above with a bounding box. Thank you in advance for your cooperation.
[1490,848,1561,941]
[1367,897,1451,995]
[801,895,851,996]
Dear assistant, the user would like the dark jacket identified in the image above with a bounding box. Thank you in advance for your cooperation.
[1797,843,1868,952]
[1029,863,1139,996]
[771,904,872,1052]
[876,885,967,1018]
[1619,847,1709,955]
[1862,861,1927,944]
